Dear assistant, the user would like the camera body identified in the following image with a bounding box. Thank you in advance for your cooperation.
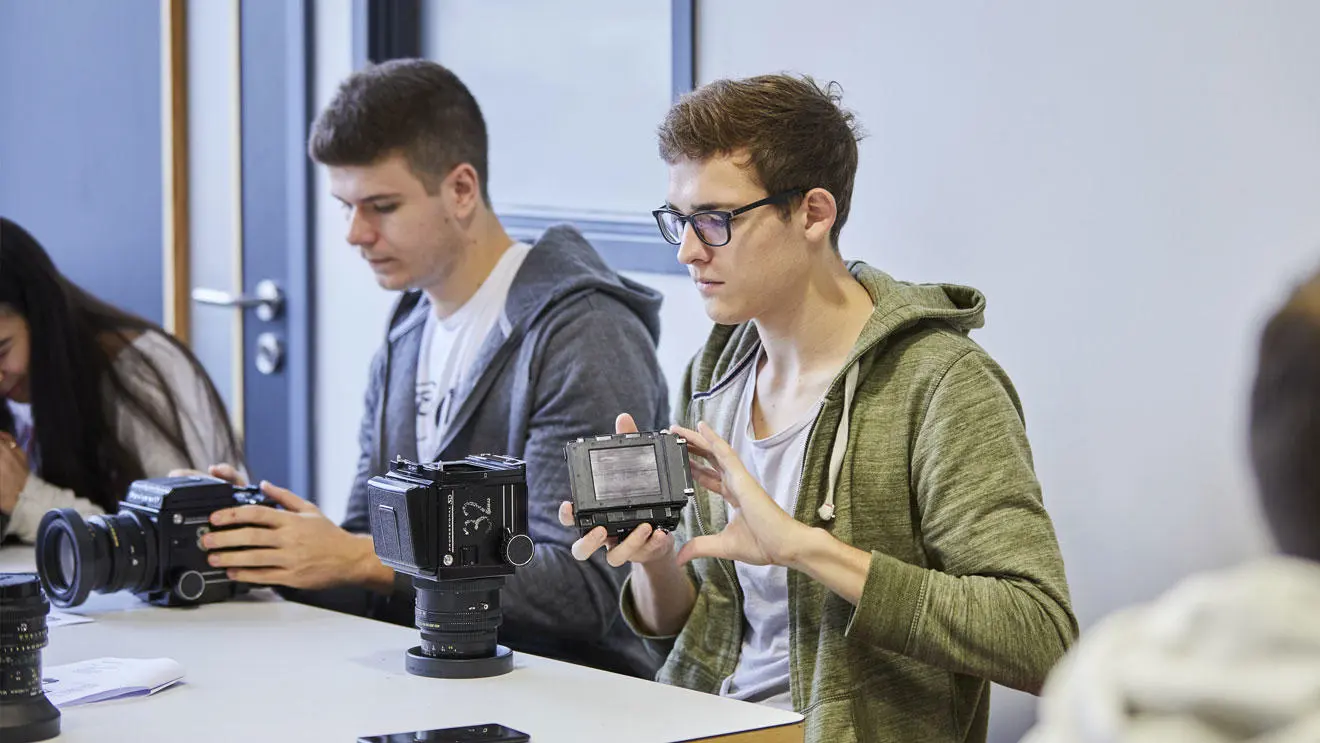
[367,455,535,581]
[366,455,536,679]
[120,476,275,606]
[565,431,695,540]
[35,475,275,609]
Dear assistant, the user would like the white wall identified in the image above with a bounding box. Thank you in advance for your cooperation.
[309,4,1320,739]
[422,0,672,215]
[695,2,1320,740]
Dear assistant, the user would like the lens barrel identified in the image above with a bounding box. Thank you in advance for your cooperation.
[35,508,157,608]
[0,573,61,743]
[406,577,513,679]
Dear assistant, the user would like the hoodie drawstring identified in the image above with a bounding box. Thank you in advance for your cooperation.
[821,360,859,521]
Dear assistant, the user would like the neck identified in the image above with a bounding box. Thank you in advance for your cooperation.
[423,210,515,318]
[754,255,873,382]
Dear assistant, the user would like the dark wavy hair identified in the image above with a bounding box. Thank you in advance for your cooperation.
[1250,267,1320,562]
[0,217,242,512]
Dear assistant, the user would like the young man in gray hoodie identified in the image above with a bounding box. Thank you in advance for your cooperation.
[197,60,668,677]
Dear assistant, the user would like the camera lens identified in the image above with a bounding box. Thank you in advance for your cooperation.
[415,577,505,659]
[35,508,157,608]
[0,573,61,743]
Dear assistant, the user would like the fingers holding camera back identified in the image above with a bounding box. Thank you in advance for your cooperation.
[571,524,610,561]
[605,523,677,567]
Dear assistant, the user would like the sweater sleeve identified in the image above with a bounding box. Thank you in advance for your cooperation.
[4,473,106,542]
[844,349,1079,693]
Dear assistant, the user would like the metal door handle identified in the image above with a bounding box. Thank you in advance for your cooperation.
[192,279,284,321]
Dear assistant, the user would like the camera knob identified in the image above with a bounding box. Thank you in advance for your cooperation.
[502,532,535,567]
[173,570,206,602]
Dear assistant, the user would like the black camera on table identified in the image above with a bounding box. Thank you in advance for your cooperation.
[34,475,275,609]
[367,454,535,680]
[566,431,695,540]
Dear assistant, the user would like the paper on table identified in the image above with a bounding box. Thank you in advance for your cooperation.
[46,609,94,629]
[42,657,185,707]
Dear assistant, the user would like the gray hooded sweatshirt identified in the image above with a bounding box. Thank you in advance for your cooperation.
[307,225,669,677]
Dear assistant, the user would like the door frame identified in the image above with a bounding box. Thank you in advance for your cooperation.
[236,0,317,498]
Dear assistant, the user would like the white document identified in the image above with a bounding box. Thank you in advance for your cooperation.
[46,610,94,629]
[42,657,185,707]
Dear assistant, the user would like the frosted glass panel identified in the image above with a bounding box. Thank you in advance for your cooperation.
[422,0,672,216]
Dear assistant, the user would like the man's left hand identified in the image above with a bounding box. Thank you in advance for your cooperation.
[204,481,375,590]
[670,421,815,569]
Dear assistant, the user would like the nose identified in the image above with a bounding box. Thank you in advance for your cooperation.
[675,222,709,267]
[345,208,377,248]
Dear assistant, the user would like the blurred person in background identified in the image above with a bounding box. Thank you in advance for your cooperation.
[0,216,243,542]
[1022,268,1320,743]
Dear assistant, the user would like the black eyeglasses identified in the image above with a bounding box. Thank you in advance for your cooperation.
[651,188,807,247]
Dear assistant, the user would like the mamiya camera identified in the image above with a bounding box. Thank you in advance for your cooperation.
[34,475,275,608]
[565,431,695,540]
[367,455,535,679]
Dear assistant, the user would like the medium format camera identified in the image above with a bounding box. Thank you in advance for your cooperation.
[0,573,60,743]
[367,455,535,680]
[34,475,275,609]
[565,431,695,540]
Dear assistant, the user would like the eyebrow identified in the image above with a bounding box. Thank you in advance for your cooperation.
[664,200,735,213]
[334,192,403,207]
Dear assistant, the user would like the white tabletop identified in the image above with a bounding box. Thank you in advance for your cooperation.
[0,547,802,743]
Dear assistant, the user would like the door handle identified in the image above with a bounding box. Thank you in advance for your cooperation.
[192,279,284,321]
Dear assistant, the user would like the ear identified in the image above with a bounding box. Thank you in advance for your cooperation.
[801,188,838,247]
[443,162,484,219]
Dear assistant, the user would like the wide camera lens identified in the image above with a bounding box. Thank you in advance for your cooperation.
[406,577,513,679]
[35,508,157,608]
[0,573,61,743]
[416,577,504,659]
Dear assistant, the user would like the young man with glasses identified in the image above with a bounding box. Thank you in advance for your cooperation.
[564,74,1077,741]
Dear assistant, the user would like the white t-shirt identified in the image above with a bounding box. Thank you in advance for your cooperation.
[719,354,821,711]
[415,242,530,462]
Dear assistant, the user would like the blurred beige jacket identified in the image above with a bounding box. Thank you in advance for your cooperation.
[1023,557,1320,743]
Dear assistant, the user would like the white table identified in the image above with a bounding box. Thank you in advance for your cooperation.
[0,548,802,743]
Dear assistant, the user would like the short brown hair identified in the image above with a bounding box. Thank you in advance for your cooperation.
[657,74,862,248]
[1250,268,1320,561]
[309,59,489,202]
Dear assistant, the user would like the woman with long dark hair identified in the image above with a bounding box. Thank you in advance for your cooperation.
[0,217,243,541]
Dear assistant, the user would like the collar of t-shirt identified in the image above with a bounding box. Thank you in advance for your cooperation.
[414,242,531,462]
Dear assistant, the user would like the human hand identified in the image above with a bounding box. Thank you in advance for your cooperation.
[559,412,679,568]
[203,481,375,589]
[668,422,813,568]
[0,432,29,513]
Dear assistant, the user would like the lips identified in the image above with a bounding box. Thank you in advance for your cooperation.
[694,278,723,295]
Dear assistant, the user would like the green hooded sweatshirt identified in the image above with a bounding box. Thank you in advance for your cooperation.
[622,262,1078,743]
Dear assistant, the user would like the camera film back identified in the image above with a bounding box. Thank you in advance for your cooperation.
[566,431,694,539]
